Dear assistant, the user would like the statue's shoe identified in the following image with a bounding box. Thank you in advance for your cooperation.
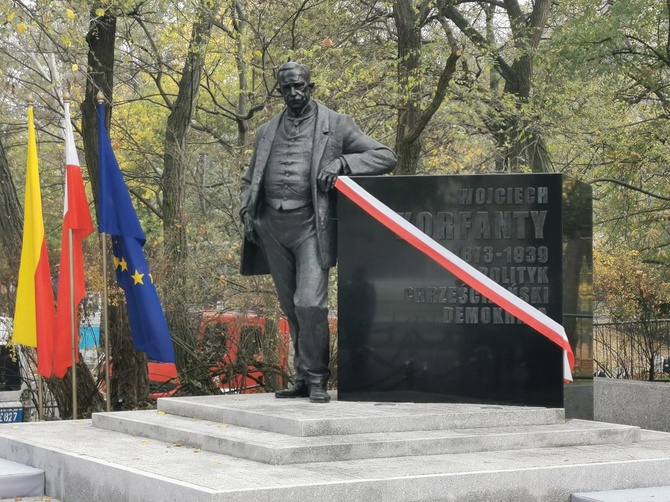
[275,381,309,398]
[309,386,331,403]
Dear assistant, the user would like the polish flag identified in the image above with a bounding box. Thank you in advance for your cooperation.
[52,102,94,378]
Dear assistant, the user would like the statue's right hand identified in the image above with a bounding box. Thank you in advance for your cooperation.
[243,213,257,244]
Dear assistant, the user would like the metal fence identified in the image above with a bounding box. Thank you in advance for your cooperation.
[594,319,670,380]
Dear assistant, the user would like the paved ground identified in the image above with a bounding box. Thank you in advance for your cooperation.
[2,395,670,501]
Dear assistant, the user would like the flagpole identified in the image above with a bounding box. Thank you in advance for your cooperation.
[63,95,79,420]
[37,374,43,421]
[98,92,111,413]
[102,230,110,412]
[68,227,78,419]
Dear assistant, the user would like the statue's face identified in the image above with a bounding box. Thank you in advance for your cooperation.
[278,68,313,116]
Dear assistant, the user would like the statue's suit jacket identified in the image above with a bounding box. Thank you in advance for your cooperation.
[240,102,396,275]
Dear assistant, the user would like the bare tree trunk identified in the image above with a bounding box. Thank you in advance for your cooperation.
[233,1,250,147]
[393,0,424,175]
[47,358,105,418]
[394,0,461,175]
[440,0,553,173]
[80,8,149,409]
[81,11,116,209]
[162,2,219,394]
[108,293,150,407]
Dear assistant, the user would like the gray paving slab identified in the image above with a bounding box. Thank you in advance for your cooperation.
[156,393,565,436]
[92,409,640,464]
[2,415,670,501]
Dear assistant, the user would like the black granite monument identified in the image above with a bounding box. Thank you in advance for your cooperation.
[337,173,592,408]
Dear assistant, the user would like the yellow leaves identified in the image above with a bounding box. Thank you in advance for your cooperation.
[595,246,670,322]
[6,11,16,23]
[17,23,27,35]
[643,227,661,248]
[71,64,79,72]
[95,8,106,18]
[66,8,76,20]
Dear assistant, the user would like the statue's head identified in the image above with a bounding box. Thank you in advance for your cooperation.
[276,62,314,116]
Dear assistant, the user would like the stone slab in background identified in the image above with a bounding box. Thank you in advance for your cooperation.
[594,379,670,432]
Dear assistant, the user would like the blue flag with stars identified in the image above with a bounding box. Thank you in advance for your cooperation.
[97,103,175,363]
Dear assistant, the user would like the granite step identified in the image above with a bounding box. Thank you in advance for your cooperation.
[1,416,670,502]
[156,393,565,437]
[92,409,640,465]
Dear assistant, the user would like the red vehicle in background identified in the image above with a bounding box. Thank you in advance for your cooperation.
[148,311,292,399]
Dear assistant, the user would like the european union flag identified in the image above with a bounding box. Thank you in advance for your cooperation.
[97,103,175,363]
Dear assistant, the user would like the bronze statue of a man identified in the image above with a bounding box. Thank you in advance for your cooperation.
[240,62,396,403]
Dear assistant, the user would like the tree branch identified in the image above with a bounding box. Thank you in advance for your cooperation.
[405,49,462,143]
[132,12,172,109]
[128,187,163,219]
[437,2,516,85]
[590,178,670,202]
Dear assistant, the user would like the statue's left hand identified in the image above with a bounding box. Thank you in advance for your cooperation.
[317,158,343,191]
[243,213,257,244]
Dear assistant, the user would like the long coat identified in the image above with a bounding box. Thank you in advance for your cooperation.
[240,102,396,275]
